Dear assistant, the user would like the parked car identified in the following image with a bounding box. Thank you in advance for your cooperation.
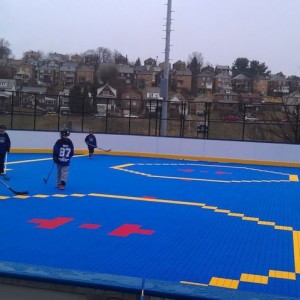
[223,115,239,122]
[245,116,258,121]
[124,114,138,118]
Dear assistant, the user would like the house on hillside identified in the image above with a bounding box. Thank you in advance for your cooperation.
[196,70,214,94]
[20,86,48,110]
[0,79,17,93]
[14,64,35,84]
[213,91,239,113]
[135,68,153,89]
[59,63,77,86]
[283,91,300,114]
[172,60,186,71]
[231,74,251,92]
[120,90,142,114]
[71,54,83,64]
[172,69,192,92]
[288,76,300,93]
[214,72,232,93]
[117,65,135,87]
[268,74,289,96]
[144,58,157,68]
[38,63,60,86]
[253,76,269,96]
[169,93,187,117]
[0,79,17,110]
[76,65,94,85]
[143,87,162,114]
[96,84,117,116]
[215,65,230,75]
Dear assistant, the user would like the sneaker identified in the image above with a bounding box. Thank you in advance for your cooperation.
[57,184,65,190]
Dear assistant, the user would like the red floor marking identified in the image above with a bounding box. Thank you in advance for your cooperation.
[109,224,154,237]
[79,223,101,229]
[29,217,74,229]
[215,171,231,175]
[143,196,156,199]
[178,169,194,172]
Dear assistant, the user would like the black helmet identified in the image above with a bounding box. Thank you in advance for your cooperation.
[60,128,70,137]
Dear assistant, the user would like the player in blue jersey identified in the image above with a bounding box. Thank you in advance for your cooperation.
[85,129,97,159]
[53,129,74,190]
[0,124,10,178]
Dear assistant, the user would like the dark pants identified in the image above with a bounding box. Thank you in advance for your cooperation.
[0,153,5,174]
[88,146,95,154]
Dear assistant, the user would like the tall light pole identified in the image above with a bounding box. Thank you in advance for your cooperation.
[160,0,172,136]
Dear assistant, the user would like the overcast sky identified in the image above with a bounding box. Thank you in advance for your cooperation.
[1,0,300,76]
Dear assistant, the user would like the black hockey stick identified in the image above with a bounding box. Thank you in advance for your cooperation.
[44,162,55,184]
[0,179,29,195]
[88,143,111,152]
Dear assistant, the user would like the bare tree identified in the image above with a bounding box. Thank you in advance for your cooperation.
[97,63,117,85]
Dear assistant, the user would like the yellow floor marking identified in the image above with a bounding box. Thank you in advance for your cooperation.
[240,273,268,284]
[257,221,275,226]
[52,194,68,197]
[87,193,294,234]
[228,213,244,217]
[180,280,208,287]
[209,277,239,289]
[70,194,86,197]
[290,175,299,182]
[88,193,206,207]
[0,196,10,200]
[13,195,30,199]
[111,163,134,169]
[242,217,259,221]
[33,194,49,198]
[214,209,230,213]
[202,205,218,210]
[293,231,300,273]
[274,225,293,231]
[269,270,296,280]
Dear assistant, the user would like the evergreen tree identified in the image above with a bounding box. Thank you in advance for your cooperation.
[69,85,83,114]
[134,58,141,67]
[0,38,12,59]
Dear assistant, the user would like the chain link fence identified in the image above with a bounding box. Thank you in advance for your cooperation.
[0,92,299,144]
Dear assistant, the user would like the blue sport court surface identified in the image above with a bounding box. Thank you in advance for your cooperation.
[0,153,300,299]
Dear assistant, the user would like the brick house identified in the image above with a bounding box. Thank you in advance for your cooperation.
[231,74,252,93]
[59,63,77,86]
[196,69,214,94]
[172,69,192,92]
[135,68,153,89]
[120,90,142,113]
[76,65,94,85]
[253,76,269,96]
[213,72,232,93]
[38,63,59,86]
[268,74,290,96]
[117,65,135,87]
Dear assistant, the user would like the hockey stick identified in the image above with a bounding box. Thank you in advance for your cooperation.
[88,143,111,152]
[0,179,29,195]
[43,162,55,184]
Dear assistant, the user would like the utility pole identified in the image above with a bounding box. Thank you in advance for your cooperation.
[160,0,172,136]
